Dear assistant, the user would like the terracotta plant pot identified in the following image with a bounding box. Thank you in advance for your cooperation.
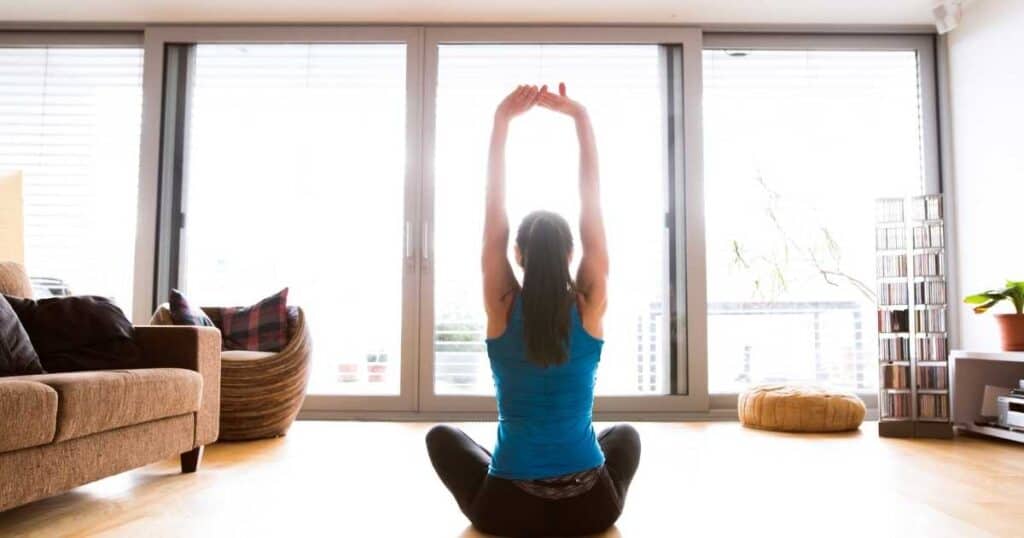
[996,314,1024,351]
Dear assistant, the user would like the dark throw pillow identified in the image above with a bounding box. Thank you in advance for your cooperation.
[168,288,215,327]
[5,295,140,373]
[220,288,290,352]
[0,294,44,376]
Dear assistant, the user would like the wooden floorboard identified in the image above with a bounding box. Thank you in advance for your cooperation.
[1,421,1023,537]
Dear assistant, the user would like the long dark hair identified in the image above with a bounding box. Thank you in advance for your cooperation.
[516,210,576,367]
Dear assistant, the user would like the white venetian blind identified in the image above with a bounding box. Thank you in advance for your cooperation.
[0,46,143,307]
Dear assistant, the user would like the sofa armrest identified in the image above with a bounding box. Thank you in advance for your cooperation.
[133,325,221,447]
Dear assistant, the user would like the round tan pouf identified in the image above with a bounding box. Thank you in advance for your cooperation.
[738,384,866,432]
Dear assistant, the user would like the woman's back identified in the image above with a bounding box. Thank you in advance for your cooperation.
[425,83,639,537]
[486,294,605,479]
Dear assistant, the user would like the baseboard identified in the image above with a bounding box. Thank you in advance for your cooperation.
[297,405,883,422]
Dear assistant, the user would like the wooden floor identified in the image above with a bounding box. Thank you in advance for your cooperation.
[2,421,1023,537]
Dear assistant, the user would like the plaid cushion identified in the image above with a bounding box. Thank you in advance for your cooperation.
[168,289,215,327]
[220,288,290,352]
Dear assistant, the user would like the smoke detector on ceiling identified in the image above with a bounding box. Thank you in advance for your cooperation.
[933,0,964,34]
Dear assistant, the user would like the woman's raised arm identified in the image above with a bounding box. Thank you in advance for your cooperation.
[538,84,608,314]
[483,85,542,331]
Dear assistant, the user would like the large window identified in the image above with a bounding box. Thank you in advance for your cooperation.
[702,45,933,394]
[141,28,936,415]
[0,46,142,308]
[432,44,672,397]
[181,43,408,396]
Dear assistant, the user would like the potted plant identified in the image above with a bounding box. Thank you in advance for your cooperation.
[964,281,1024,351]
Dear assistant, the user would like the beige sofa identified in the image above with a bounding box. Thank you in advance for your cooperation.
[0,262,221,512]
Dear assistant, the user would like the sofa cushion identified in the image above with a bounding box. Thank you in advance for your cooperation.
[0,294,44,377]
[16,369,202,442]
[220,288,290,352]
[168,288,215,327]
[0,380,57,451]
[5,295,141,373]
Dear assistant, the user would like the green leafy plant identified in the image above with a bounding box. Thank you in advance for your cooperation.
[964,281,1024,314]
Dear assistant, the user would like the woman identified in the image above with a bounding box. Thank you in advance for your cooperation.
[425,83,641,537]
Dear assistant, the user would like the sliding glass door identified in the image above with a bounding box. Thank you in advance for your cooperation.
[420,28,705,412]
[701,35,940,402]
[433,43,670,398]
[143,27,703,414]
[141,27,423,411]
[182,43,408,397]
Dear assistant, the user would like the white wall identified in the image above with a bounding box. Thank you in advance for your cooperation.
[947,0,1024,349]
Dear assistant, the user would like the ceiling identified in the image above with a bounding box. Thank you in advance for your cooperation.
[0,0,937,26]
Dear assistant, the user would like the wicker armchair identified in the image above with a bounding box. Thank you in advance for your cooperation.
[151,305,311,441]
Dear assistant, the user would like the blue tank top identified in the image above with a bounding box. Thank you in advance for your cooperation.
[485,294,605,480]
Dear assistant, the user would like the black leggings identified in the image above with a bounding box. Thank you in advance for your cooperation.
[425,424,641,537]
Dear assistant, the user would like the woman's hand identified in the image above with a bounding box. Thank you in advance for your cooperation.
[538,82,586,119]
[495,84,545,123]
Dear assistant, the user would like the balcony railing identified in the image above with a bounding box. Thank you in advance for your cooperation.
[430,300,870,394]
[708,300,868,391]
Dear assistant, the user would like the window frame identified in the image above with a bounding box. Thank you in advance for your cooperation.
[701,33,943,411]
[137,26,426,412]
[419,26,708,414]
